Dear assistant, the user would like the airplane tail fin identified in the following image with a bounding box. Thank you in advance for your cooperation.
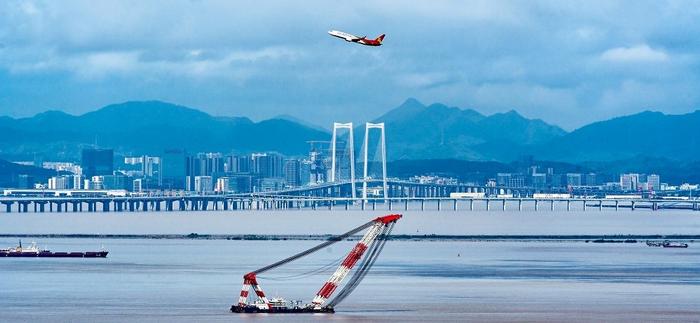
[376,34,385,43]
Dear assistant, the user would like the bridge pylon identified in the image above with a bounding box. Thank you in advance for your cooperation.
[330,122,356,199]
[362,122,387,200]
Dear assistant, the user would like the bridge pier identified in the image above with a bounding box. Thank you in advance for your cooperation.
[20,202,29,212]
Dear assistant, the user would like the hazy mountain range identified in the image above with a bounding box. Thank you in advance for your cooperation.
[0,99,698,163]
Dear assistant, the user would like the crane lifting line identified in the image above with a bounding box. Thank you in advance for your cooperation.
[327,221,395,307]
[232,214,402,314]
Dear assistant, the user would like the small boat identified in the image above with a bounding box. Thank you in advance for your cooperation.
[0,240,108,258]
[662,240,688,248]
[646,241,663,247]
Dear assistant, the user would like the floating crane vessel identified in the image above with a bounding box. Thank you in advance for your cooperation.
[231,214,402,314]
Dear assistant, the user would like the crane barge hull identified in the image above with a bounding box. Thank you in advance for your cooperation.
[230,305,334,313]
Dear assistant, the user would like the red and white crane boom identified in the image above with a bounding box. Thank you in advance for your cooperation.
[232,214,402,313]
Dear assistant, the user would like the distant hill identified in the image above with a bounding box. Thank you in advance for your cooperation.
[0,101,330,160]
[0,159,54,188]
[2,99,698,165]
[538,110,700,162]
[370,98,567,160]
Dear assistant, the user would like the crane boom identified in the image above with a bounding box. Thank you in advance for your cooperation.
[232,214,402,314]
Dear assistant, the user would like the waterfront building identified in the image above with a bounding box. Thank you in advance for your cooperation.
[620,173,640,191]
[48,176,71,190]
[647,174,661,191]
[133,178,143,192]
[81,148,114,178]
[258,177,286,192]
[194,176,213,193]
[215,177,231,193]
[228,174,253,193]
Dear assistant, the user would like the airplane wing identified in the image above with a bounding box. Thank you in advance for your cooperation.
[329,30,361,42]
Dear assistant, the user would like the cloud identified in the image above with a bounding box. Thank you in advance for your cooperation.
[395,73,456,89]
[1,1,700,129]
[600,44,669,63]
[7,47,304,81]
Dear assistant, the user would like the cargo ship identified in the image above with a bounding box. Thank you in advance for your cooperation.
[0,240,108,258]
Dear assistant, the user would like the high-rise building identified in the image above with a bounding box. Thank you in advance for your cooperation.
[81,148,114,178]
[227,155,251,173]
[508,174,525,188]
[585,173,597,186]
[620,173,640,191]
[299,160,312,187]
[647,174,661,191]
[228,174,253,193]
[48,176,72,189]
[284,159,301,187]
[496,173,511,187]
[215,177,231,193]
[252,153,284,178]
[102,174,126,190]
[161,149,187,190]
[194,176,213,193]
[133,178,143,192]
[566,173,582,187]
[531,173,547,188]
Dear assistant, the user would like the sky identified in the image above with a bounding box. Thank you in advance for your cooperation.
[1,0,700,130]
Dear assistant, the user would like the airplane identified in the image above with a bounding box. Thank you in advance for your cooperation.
[328,30,385,46]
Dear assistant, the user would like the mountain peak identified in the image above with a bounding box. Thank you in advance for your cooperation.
[399,98,425,109]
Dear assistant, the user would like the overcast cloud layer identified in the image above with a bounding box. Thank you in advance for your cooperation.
[1,0,700,130]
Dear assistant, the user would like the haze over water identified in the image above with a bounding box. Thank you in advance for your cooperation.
[1,209,699,322]
[1,237,698,322]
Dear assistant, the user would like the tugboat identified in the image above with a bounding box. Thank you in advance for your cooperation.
[662,240,689,248]
[0,240,109,258]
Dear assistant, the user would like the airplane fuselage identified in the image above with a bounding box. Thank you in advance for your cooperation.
[328,30,383,46]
